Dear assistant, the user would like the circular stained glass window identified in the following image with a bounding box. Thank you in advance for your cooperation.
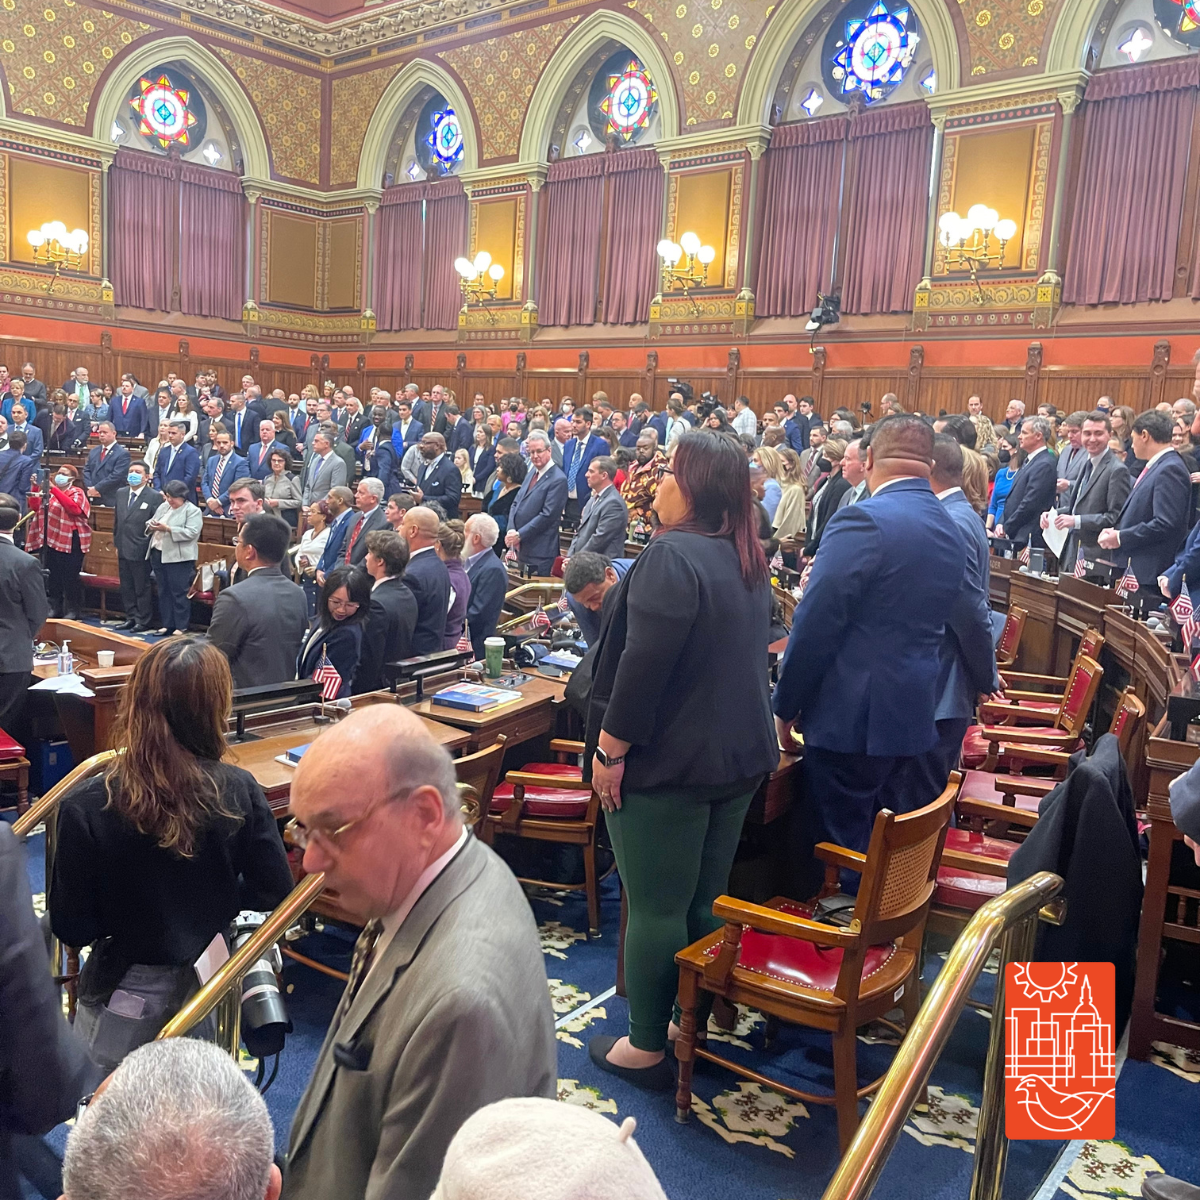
[415,93,466,174]
[129,73,199,147]
[823,0,922,105]
[428,107,463,167]
[1152,0,1200,48]
[587,49,659,146]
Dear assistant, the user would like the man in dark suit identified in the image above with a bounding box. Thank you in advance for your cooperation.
[0,434,36,514]
[151,421,200,494]
[109,379,147,440]
[463,513,508,660]
[16,363,47,412]
[389,400,424,457]
[773,416,978,893]
[200,429,248,517]
[207,514,308,690]
[62,366,97,410]
[226,395,256,456]
[566,458,628,561]
[113,462,161,632]
[400,505,452,654]
[560,409,610,526]
[355,531,418,693]
[504,432,568,576]
[247,419,289,481]
[315,487,356,587]
[994,415,1058,550]
[293,395,318,444]
[414,433,462,520]
[6,405,42,462]
[444,405,474,454]
[83,423,132,506]
[340,478,389,568]
[1098,408,1192,596]
[0,495,49,737]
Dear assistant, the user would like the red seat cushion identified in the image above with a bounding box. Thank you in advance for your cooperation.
[80,574,121,589]
[0,730,25,761]
[490,783,591,819]
[944,827,1017,863]
[1000,697,1058,713]
[960,726,1082,770]
[519,762,582,779]
[705,900,896,991]
[191,590,215,603]
[962,770,1043,813]
[935,867,1005,910]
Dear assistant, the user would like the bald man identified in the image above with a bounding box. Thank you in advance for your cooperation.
[283,707,555,1200]
[400,505,452,654]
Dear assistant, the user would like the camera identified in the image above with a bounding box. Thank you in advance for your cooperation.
[231,910,291,1060]
[664,378,695,403]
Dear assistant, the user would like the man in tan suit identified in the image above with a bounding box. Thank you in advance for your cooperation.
[282,706,556,1200]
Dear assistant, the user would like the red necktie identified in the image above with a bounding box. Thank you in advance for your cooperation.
[344,515,364,562]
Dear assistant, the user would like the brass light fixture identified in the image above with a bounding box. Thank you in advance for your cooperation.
[657,230,716,313]
[454,250,505,323]
[28,221,89,294]
[938,205,1018,306]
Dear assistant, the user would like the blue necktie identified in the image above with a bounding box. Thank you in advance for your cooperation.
[236,412,242,445]
[567,442,583,493]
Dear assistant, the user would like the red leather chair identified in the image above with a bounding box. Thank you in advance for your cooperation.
[0,729,29,815]
[995,603,1028,669]
[994,627,1104,716]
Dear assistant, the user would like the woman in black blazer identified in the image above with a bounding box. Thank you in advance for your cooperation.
[468,424,495,496]
[803,437,852,557]
[296,564,372,699]
[585,430,778,1090]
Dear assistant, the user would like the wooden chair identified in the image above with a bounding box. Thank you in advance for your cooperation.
[772,584,798,630]
[674,775,960,1153]
[995,603,1028,668]
[479,738,601,936]
[960,654,1103,771]
[453,736,507,830]
[996,627,1104,713]
[0,728,29,816]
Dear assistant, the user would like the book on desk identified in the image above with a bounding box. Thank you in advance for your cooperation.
[432,684,524,712]
[273,743,313,769]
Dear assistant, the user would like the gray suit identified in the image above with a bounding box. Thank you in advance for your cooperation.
[282,835,555,1200]
[1062,449,1133,566]
[567,485,628,559]
[302,452,348,506]
[206,565,308,690]
[341,504,388,568]
[1057,443,1088,485]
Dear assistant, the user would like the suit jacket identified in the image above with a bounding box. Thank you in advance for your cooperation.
[151,442,200,493]
[282,835,556,1200]
[293,412,316,443]
[248,440,288,481]
[83,442,132,506]
[1115,449,1192,585]
[113,485,162,561]
[404,546,452,655]
[783,415,809,453]
[1057,443,1088,483]
[0,537,48,673]
[0,452,35,512]
[9,424,42,462]
[508,464,568,567]
[446,418,474,455]
[468,445,496,492]
[999,448,1058,549]
[317,508,356,576]
[207,566,308,690]
[56,411,89,451]
[390,418,425,455]
[934,490,999,722]
[296,621,362,701]
[362,437,401,500]
[344,412,369,447]
[354,577,419,693]
[201,451,249,514]
[1063,449,1132,566]
[560,433,608,495]
[227,409,256,456]
[774,478,969,757]
[416,455,463,519]
[340,504,388,568]
[568,485,628,559]
[465,550,508,661]
[302,452,348,506]
[109,393,147,439]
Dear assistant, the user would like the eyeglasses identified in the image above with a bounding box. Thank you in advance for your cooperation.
[659,466,674,478]
[286,787,411,851]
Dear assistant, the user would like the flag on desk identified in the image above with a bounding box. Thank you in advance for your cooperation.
[313,645,342,702]
[796,560,814,601]
[1019,543,1031,566]
[531,607,552,632]
[557,590,570,613]
[1191,650,1200,682]
[1115,564,1139,598]
[1173,580,1200,649]
[1074,548,1088,579]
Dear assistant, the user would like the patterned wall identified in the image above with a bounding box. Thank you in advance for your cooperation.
[329,60,397,187]
[959,0,1064,74]
[0,0,154,126]
[215,44,323,183]
[438,15,579,162]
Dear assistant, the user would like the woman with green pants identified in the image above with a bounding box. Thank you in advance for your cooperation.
[585,429,778,1090]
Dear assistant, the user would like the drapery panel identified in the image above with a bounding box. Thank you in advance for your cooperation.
[538,155,606,327]
[375,185,426,331]
[600,148,664,326]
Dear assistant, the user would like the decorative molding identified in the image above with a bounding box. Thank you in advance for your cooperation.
[1023,120,1053,274]
[0,124,112,166]
[1150,339,1171,407]
[1024,340,1042,409]
[906,343,924,408]
[0,264,109,316]
[925,70,1090,124]
[943,97,1058,131]
[88,168,103,277]
[655,125,771,165]
[242,303,373,345]
[932,134,957,278]
[460,161,548,193]
[0,155,7,270]
[913,273,1047,330]
[456,299,538,341]
[648,288,753,338]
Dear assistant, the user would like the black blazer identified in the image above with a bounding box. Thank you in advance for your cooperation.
[113,485,162,561]
[805,472,851,556]
[416,455,463,519]
[404,548,452,655]
[354,577,418,693]
[1115,449,1192,583]
[584,530,777,791]
[297,619,363,700]
[1000,449,1058,548]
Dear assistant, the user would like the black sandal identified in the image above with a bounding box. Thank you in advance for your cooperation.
[588,1035,676,1092]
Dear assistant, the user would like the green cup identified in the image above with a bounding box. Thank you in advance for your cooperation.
[484,637,505,679]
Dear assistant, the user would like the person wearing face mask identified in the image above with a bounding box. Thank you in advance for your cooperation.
[986,434,1019,535]
[114,462,162,632]
[26,463,91,620]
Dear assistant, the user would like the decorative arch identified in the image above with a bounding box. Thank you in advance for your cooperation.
[89,36,270,179]
[518,10,680,164]
[738,0,960,126]
[357,58,478,190]
[1045,0,1109,71]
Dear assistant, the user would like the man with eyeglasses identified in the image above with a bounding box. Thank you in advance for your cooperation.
[282,705,555,1200]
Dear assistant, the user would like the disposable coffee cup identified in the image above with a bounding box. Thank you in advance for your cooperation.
[96,650,115,667]
[484,637,505,679]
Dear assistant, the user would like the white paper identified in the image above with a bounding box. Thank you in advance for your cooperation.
[30,674,95,697]
[1041,511,1069,562]
[194,930,229,985]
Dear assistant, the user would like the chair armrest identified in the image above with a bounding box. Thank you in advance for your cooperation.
[993,775,1055,798]
[549,739,585,756]
[976,725,1075,747]
[996,744,1070,766]
[957,797,1040,828]
[711,895,859,946]
[813,843,868,875]
[1003,689,1065,703]
[939,848,1009,878]
[1001,671,1070,688]
[504,770,589,789]
[978,702,1059,725]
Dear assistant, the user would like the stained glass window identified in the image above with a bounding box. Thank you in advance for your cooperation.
[426,107,464,169]
[599,61,658,141]
[824,0,921,104]
[1153,0,1200,46]
[129,74,198,148]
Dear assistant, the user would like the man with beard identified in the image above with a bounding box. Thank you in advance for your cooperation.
[619,432,666,541]
[413,432,462,519]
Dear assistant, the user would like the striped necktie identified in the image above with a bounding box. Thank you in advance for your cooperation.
[211,454,227,498]
[345,919,383,1003]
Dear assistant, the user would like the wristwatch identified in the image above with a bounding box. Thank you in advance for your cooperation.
[595,747,625,768]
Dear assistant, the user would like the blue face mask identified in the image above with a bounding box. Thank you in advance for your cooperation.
[54,474,70,487]
[128,473,143,486]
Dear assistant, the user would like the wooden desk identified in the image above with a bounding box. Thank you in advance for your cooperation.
[1054,575,1116,672]
[745,751,801,825]
[1008,571,1058,674]
[989,554,1014,611]
[413,675,566,753]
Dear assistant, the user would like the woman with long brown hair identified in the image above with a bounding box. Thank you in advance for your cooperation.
[49,638,293,1070]
[584,429,778,1089]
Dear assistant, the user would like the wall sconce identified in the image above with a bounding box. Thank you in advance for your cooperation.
[28,222,89,294]
[454,250,505,322]
[938,205,1018,305]
[657,230,715,312]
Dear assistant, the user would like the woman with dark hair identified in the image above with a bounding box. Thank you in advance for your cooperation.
[146,480,202,636]
[468,423,496,497]
[986,434,1019,534]
[263,448,302,529]
[50,638,293,1069]
[484,451,527,548]
[272,409,299,454]
[296,563,372,698]
[584,429,778,1089]
[25,461,90,619]
[436,520,471,649]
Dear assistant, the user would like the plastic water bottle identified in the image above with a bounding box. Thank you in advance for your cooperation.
[57,640,73,677]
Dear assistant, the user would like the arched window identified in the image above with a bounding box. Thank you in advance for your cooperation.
[550,45,662,157]
[1089,0,1197,67]
[383,89,466,185]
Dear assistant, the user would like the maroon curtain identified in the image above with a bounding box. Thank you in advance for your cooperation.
[1063,58,1200,306]
[538,156,605,327]
[423,178,468,331]
[601,149,664,326]
[376,184,425,331]
[755,118,847,318]
[109,149,175,313]
[179,162,245,321]
[840,104,933,316]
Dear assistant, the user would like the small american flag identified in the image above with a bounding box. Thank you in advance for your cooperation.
[1191,650,1200,681]
[456,635,472,654]
[796,560,814,600]
[1019,544,1031,566]
[770,550,784,572]
[1173,581,1200,649]
[531,607,551,632]
[1116,564,1139,598]
[1074,549,1087,579]
[312,646,342,702]
[557,591,570,612]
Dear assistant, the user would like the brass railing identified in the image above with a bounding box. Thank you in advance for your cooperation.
[821,871,1066,1200]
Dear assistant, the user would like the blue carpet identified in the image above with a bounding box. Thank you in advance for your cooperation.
[14,825,1199,1200]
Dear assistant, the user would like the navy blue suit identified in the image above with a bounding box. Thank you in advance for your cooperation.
[773,477,970,890]
[82,442,131,506]
[247,440,288,481]
[1165,519,1200,600]
[784,415,809,453]
[200,451,248,514]
[1116,449,1192,587]
[152,442,200,493]
[446,419,474,455]
[363,437,401,499]
[507,463,568,575]
[999,448,1058,549]
[647,413,668,445]
[0,449,36,510]
[415,455,462,519]
[617,427,638,449]
[390,418,424,456]
[404,546,452,655]
[9,423,43,461]
[317,508,355,577]
[465,549,509,660]
[109,394,147,439]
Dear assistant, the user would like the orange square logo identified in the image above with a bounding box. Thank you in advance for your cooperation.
[1005,962,1116,1140]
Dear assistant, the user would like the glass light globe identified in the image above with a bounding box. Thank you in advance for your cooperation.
[679,230,702,257]
[979,208,998,233]
[666,241,683,265]
[473,250,492,273]
[47,221,67,242]
[965,205,989,231]
[74,229,89,251]
[454,257,474,278]
[938,211,961,234]
[656,239,674,260]
[697,244,716,265]
[488,262,504,282]
[27,230,45,248]
[994,218,1018,242]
